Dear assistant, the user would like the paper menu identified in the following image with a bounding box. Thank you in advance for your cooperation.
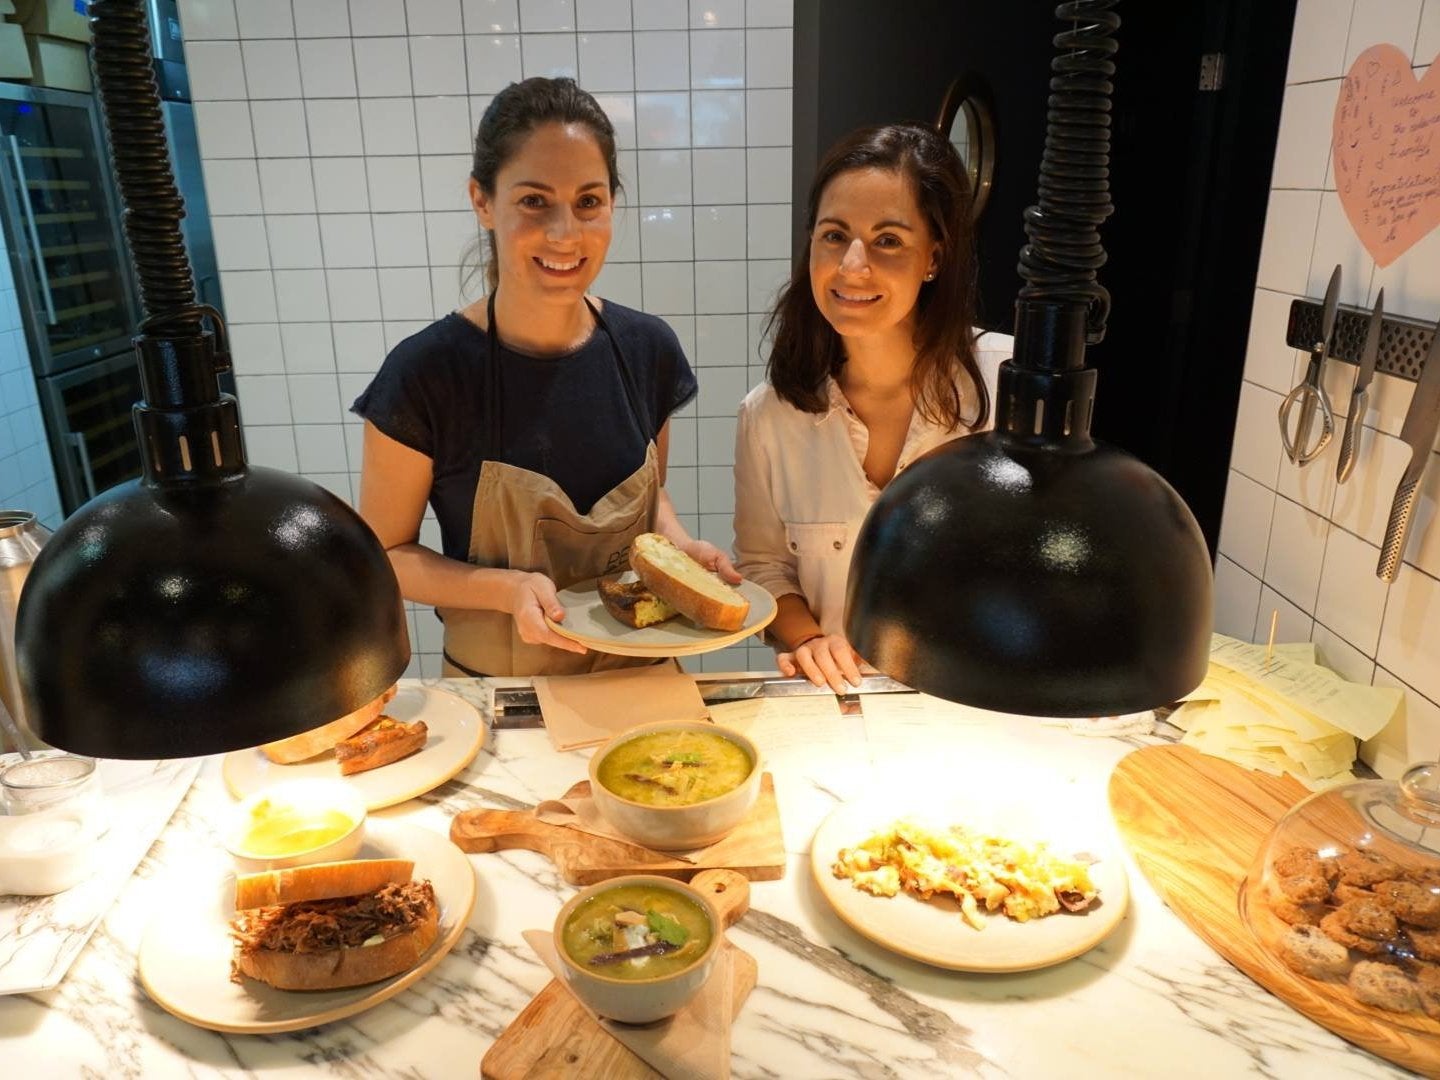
[708,694,859,757]
[534,664,709,751]
[1204,634,1400,741]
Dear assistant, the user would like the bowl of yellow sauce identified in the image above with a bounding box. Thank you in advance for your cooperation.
[224,778,366,872]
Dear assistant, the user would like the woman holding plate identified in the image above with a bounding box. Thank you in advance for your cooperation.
[734,123,1012,692]
[354,77,738,677]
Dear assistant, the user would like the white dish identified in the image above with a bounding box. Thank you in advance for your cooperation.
[810,797,1129,973]
[545,574,777,658]
[222,686,484,811]
[138,819,476,1034]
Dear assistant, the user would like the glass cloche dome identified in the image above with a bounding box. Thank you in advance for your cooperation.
[1241,763,1440,1027]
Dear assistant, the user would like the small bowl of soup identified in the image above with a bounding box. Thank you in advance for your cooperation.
[554,874,721,1023]
[589,721,761,850]
[223,778,366,873]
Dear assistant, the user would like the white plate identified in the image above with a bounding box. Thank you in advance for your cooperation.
[545,574,778,657]
[222,686,484,811]
[810,797,1129,973]
[138,819,476,1034]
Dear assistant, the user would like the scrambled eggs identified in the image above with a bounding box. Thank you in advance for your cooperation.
[832,820,1099,930]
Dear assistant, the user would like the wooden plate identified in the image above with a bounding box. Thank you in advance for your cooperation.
[221,686,485,811]
[545,575,777,658]
[137,819,476,1034]
[810,797,1129,973]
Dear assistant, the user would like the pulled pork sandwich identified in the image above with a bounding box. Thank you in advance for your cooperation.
[230,859,438,990]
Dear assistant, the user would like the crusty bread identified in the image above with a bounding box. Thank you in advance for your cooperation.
[335,716,428,775]
[235,900,438,990]
[629,533,749,631]
[235,858,415,911]
[260,685,399,764]
[597,577,679,628]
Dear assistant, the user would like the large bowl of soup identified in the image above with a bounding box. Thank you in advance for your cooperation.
[589,721,761,850]
[554,874,721,1023]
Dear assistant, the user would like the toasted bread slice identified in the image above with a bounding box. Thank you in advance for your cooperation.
[235,899,438,990]
[629,533,749,631]
[335,715,428,776]
[259,685,399,764]
[235,858,415,910]
[597,577,679,628]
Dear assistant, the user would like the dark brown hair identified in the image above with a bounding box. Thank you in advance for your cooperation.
[765,123,987,430]
[470,77,621,291]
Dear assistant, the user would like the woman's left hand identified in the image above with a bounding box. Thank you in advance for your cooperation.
[679,539,742,584]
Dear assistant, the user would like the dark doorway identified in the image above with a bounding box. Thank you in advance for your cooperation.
[792,0,1298,552]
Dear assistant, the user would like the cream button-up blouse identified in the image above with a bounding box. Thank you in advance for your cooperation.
[732,331,1013,640]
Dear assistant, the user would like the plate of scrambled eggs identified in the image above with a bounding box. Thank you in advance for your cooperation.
[811,800,1129,972]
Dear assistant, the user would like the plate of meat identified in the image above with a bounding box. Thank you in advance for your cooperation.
[222,685,485,811]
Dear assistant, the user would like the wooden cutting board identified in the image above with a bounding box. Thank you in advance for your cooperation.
[1109,744,1440,1076]
[450,774,785,885]
[481,869,757,1080]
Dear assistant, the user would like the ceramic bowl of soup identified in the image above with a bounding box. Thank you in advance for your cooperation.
[223,778,366,873]
[554,874,721,1023]
[589,721,761,850]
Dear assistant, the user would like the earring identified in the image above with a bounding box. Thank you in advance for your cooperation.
[924,271,935,281]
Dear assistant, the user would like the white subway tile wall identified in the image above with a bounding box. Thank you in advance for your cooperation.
[1216,0,1440,774]
[178,0,793,676]
[0,221,62,529]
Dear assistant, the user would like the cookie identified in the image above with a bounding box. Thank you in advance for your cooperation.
[1321,909,1393,955]
[1373,880,1440,930]
[1409,926,1440,963]
[1272,899,1330,927]
[1348,960,1421,1014]
[1414,963,1440,1020]
[1278,924,1352,979]
[1337,850,1403,888]
[1276,871,1332,905]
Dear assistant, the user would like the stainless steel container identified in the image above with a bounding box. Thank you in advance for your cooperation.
[0,511,51,752]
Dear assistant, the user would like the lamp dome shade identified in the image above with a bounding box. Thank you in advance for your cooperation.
[845,429,1213,717]
[15,467,410,758]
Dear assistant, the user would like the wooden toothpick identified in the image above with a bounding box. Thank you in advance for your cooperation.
[1264,609,1279,672]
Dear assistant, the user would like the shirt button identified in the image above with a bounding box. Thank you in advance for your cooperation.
[788,541,798,552]
[832,540,843,550]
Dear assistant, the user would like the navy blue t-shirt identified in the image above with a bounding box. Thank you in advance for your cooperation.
[351,302,697,562]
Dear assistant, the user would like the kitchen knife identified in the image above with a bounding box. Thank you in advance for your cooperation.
[1290,265,1342,464]
[1377,314,1440,583]
[1336,288,1384,484]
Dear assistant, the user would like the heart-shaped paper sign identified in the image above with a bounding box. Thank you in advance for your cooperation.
[1333,44,1440,268]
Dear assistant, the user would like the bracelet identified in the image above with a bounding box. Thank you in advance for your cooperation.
[789,632,825,652]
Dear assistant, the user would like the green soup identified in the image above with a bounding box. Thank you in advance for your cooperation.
[562,884,713,980]
[597,729,753,807]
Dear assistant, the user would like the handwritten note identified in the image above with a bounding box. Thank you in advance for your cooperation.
[1333,44,1440,267]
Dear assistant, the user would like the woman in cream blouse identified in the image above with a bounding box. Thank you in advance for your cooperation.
[734,123,1011,692]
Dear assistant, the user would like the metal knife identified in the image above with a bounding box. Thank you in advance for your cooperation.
[1291,265,1343,464]
[1378,314,1440,583]
[1336,288,1384,484]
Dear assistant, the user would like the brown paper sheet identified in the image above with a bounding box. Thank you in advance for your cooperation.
[523,930,734,1080]
[534,664,709,751]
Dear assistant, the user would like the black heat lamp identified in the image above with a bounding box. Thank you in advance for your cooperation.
[13,0,409,758]
[845,0,1212,716]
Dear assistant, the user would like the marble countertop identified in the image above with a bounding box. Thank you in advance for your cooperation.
[0,677,1413,1078]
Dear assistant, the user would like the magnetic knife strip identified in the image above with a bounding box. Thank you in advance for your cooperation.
[1287,299,1434,383]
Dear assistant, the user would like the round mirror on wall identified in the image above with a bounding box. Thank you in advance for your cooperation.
[936,74,996,221]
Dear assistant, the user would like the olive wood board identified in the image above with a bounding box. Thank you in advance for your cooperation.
[481,869,756,1080]
[450,774,785,885]
[1108,744,1440,1077]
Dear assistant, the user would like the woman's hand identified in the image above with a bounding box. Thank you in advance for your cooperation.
[778,633,863,693]
[678,539,742,584]
[504,571,588,654]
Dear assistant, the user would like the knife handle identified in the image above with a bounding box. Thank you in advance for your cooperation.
[1336,387,1367,484]
[1377,474,1420,584]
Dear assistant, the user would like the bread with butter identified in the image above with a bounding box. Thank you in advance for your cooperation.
[629,533,749,632]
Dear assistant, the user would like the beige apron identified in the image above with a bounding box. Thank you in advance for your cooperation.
[439,295,660,677]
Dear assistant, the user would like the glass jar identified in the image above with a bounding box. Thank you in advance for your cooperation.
[0,752,105,837]
[1240,762,1440,1026]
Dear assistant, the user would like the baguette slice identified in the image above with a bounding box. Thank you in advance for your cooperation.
[260,685,399,764]
[629,532,749,632]
[235,898,438,990]
[335,716,428,776]
[235,858,415,911]
[597,577,679,629]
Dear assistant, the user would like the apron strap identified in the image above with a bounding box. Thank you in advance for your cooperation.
[583,296,650,441]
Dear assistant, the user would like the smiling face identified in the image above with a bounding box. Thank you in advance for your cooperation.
[808,167,940,343]
[471,121,614,304]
